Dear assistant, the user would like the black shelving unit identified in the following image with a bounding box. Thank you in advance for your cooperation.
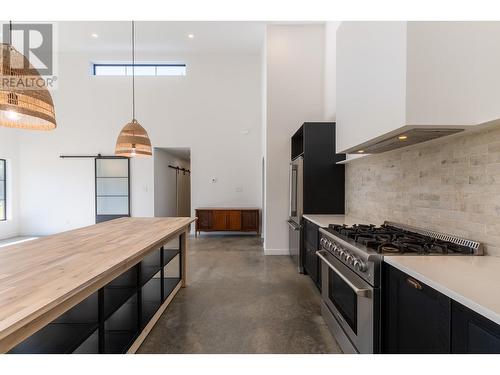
[9,236,185,354]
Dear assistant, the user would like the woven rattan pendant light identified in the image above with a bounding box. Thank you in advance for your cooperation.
[0,21,56,130]
[115,21,152,157]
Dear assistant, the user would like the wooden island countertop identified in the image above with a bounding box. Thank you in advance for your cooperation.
[0,217,195,353]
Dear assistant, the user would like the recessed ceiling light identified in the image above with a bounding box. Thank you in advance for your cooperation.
[91,33,99,39]
[358,150,365,153]
[398,135,408,140]
[187,33,195,39]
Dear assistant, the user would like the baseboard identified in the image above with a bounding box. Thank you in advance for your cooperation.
[264,248,289,256]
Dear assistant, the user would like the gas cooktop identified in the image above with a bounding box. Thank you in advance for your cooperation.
[326,223,481,255]
[318,221,483,288]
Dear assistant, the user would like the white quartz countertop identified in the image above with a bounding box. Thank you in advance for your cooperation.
[302,214,371,228]
[384,256,500,325]
[302,215,346,227]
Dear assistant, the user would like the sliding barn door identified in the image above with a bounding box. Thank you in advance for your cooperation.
[95,157,130,223]
[176,170,190,217]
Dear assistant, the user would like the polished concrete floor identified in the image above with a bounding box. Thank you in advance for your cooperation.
[138,235,341,354]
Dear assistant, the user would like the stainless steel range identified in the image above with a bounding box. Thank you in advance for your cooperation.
[317,221,483,354]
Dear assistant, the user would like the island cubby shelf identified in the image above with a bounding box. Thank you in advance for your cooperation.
[9,245,182,354]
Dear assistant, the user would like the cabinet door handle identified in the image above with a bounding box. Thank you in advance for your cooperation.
[406,277,423,290]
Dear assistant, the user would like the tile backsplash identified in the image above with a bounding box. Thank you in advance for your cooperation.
[345,123,500,257]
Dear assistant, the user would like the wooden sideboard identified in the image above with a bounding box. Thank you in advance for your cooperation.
[195,208,260,236]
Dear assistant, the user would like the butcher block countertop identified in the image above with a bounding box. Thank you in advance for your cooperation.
[0,217,195,353]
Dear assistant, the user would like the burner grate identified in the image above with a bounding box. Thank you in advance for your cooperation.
[384,221,483,255]
[327,222,482,255]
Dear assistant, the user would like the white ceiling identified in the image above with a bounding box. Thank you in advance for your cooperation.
[157,147,191,161]
[56,21,266,54]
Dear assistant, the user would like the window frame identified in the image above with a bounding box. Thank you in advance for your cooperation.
[92,63,187,77]
[0,159,6,222]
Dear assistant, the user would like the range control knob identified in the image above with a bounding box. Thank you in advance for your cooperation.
[353,259,367,272]
[326,241,333,250]
[347,255,356,266]
[337,248,345,258]
[320,238,326,248]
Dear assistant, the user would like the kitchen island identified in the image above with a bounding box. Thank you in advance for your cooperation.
[0,217,195,354]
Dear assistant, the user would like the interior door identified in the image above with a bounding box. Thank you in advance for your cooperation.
[176,170,191,217]
[95,157,130,223]
[212,210,228,230]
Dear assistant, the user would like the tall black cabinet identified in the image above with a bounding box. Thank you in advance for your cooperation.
[292,122,345,283]
[291,122,345,214]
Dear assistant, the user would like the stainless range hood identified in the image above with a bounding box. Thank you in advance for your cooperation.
[343,126,466,154]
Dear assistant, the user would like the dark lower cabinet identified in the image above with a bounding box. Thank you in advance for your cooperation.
[382,264,451,353]
[452,301,500,353]
[383,263,500,354]
[303,219,321,289]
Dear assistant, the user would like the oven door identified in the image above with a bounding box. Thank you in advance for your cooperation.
[316,249,377,353]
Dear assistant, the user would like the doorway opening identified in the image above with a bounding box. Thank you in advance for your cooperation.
[154,147,191,218]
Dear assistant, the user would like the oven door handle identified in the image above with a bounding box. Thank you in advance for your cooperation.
[316,250,372,298]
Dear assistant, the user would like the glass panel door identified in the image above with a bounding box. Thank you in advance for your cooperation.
[95,157,130,223]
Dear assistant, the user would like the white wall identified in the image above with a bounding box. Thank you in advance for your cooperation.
[323,21,341,121]
[154,148,190,217]
[261,33,267,240]
[16,30,263,236]
[264,24,325,254]
[0,128,20,239]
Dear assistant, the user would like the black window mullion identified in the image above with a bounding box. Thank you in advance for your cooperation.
[0,159,6,221]
[92,63,186,76]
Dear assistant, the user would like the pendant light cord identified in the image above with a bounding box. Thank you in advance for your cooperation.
[9,20,12,45]
[132,21,136,121]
